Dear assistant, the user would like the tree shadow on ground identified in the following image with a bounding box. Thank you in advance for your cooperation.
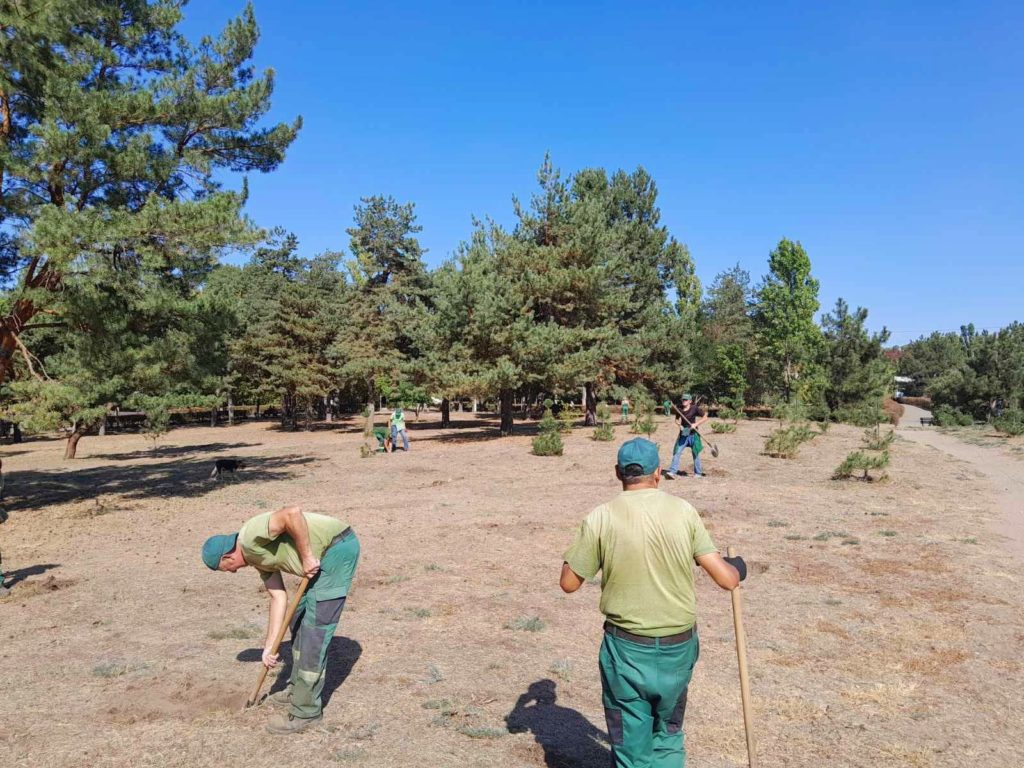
[4,453,317,512]
[506,679,609,768]
[95,442,260,462]
[2,563,60,587]
[237,636,362,708]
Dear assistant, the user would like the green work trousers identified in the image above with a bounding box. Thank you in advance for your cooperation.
[286,532,360,719]
[599,629,700,768]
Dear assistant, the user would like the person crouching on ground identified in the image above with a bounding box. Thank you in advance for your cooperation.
[560,438,745,767]
[202,506,360,734]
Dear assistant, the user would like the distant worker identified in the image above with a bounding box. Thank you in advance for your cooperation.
[560,438,745,768]
[373,427,393,454]
[664,394,708,479]
[390,406,409,452]
[201,506,360,734]
[620,397,630,424]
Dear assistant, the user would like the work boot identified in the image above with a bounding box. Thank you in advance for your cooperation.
[662,471,676,480]
[266,712,322,734]
[265,688,292,710]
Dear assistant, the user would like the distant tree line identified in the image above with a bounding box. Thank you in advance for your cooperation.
[0,1,907,457]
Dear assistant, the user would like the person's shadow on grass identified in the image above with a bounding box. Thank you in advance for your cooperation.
[506,679,609,768]
[236,635,362,707]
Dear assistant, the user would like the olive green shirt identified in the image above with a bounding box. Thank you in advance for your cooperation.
[563,488,717,636]
[238,511,347,583]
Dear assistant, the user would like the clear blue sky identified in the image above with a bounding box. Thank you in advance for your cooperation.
[182,1,1023,345]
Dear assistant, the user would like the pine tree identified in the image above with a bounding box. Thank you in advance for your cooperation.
[0,1,299,455]
[821,298,893,414]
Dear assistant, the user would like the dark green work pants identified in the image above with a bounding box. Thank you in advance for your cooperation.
[287,532,360,719]
[600,628,700,768]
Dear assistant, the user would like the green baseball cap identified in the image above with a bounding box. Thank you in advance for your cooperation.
[681,393,693,401]
[201,533,238,571]
[617,438,660,476]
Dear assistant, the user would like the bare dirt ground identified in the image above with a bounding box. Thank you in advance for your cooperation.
[1,412,1023,768]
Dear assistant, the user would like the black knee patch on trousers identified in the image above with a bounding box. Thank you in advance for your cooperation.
[667,687,689,734]
[604,707,624,745]
[315,596,346,625]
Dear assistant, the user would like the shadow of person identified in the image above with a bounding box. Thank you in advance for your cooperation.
[2,563,60,588]
[238,636,362,708]
[506,679,609,768]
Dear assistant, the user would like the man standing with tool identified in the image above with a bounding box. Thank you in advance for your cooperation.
[560,438,746,767]
[665,393,708,479]
[201,506,360,734]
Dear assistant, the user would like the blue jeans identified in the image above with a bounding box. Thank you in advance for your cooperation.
[669,433,701,475]
[391,426,409,451]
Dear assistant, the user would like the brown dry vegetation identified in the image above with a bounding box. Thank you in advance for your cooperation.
[1,413,1022,767]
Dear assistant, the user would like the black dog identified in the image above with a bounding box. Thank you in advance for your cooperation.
[211,458,246,479]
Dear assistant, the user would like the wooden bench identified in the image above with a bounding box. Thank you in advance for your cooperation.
[920,417,936,426]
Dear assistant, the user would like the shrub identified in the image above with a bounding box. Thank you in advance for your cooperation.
[933,404,973,427]
[532,406,564,456]
[833,402,887,427]
[557,407,576,433]
[592,423,615,441]
[833,450,890,480]
[771,399,808,426]
[717,406,745,421]
[815,420,831,434]
[993,409,1024,436]
[862,426,895,451]
[763,424,816,458]
[883,397,904,426]
[710,421,736,434]
[506,616,546,632]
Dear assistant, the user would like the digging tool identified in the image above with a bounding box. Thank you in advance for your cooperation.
[670,402,720,458]
[244,576,310,710]
[727,546,757,768]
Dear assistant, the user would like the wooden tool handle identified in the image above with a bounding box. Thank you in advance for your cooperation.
[244,576,310,709]
[728,546,757,768]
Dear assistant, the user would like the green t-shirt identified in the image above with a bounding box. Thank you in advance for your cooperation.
[238,511,347,582]
[391,411,406,431]
[563,488,717,636]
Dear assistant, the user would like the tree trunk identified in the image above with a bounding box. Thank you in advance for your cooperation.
[65,429,84,459]
[584,382,598,426]
[441,398,451,428]
[12,422,21,443]
[305,401,313,431]
[255,400,261,419]
[499,389,514,436]
[325,395,332,423]
[209,405,218,427]
[98,415,107,436]
[364,378,376,438]
[228,393,235,426]
[472,398,478,413]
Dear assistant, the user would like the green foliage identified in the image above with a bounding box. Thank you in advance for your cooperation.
[833,402,888,427]
[717,406,746,421]
[630,397,657,437]
[833,450,890,480]
[993,409,1024,436]
[709,421,736,434]
[592,402,615,440]
[933,404,973,427]
[753,239,824,403]
[821,298,894,414]
[862,426,895,451]
[763,424,816,458]
[532,406,564,456]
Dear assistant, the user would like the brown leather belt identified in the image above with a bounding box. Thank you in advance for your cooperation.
[604,622,694,646]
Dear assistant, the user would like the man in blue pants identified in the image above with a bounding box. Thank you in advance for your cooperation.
[665,394,708,479]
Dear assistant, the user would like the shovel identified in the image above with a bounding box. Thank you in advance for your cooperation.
[243,576,310,710]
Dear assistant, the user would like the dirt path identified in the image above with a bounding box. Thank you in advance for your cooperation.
[897,406,1024,563]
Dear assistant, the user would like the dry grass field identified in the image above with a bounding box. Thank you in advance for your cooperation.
[1,412,1022,767]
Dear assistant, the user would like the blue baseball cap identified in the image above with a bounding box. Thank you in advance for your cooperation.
[617,438,660,477]
[201,533,238,570]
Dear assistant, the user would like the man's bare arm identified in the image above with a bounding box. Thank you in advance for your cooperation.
[267,505,320,578]
[696,552,740,590]
[560,562,585,593]
[262,571,288,668]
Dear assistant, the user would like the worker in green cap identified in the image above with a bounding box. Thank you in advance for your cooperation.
[202,506,360,734]
[390,406,409,451]
[664,393,708,479]
[560,437,746,768]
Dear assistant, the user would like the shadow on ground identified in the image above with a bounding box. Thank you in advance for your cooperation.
[506,679,609,768]
[95,442,260,462]
[237,636,362,708]
[1,563,60,588]
[4,454,317,511]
